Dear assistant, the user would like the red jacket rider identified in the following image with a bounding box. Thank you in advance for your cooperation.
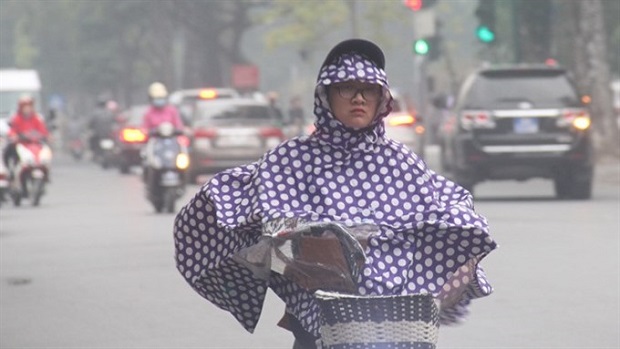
[8,96,49,141]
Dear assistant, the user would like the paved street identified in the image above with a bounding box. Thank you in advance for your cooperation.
[1,147,619,348]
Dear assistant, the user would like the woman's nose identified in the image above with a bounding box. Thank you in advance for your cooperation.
[351,91,365,103]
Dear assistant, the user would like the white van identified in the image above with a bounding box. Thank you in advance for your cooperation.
[0,69,42,121]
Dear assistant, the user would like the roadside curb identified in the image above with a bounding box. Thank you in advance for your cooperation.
[595,156,620,185]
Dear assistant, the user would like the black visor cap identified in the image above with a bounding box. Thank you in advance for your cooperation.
[321,39,385,70]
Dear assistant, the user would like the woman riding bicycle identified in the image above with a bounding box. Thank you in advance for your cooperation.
[174,39,497,348]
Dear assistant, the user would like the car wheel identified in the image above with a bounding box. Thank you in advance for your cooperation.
[569,178,592,200]
[454,171,475,196]
[554,166,593,200]
[153,200,164,213]
[553,177,570,199]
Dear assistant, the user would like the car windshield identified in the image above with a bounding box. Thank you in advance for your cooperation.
[194,101,276,127]
[465,71,581,109]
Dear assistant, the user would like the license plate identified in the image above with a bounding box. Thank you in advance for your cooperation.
[513,118,539,134]
[161,171,180,186]
[32,169,45,178]
[215,136,259,148]
[100,139,115,149]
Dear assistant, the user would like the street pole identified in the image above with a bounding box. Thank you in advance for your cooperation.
[349,0,359,37]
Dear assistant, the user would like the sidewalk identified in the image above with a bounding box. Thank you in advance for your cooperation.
[595,155,620,185]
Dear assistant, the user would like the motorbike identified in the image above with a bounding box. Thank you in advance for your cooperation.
[90,132,116,169]
[142,122,189,213]
[0,121,9,207]
[233,218,441,349]
[0,156,8,207]
[97,135,116,169]
[68,136,86,161]
[9,130,52,207]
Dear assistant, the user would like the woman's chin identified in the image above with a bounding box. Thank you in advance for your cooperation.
[342,118,371,130]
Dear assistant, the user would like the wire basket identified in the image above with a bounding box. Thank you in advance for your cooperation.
[315,291,440,349]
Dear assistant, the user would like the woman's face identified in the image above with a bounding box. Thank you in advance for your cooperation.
[21,104,34,117]
[328,81,381,129]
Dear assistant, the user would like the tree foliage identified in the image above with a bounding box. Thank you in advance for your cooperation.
[257,0,405,59]
[0,0,257,108]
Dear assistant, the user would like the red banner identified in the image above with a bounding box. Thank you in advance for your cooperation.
[231,65,259,90]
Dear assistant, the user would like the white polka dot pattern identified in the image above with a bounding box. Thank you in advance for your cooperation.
[174,52,497,339]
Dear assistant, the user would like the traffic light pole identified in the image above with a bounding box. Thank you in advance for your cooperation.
[416,55,429,124]
[410,11,429,124]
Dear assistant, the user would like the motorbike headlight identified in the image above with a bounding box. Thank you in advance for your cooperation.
[40,146,53,163]
[176,153,190,170]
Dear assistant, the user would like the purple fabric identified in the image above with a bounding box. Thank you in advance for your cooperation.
[174,52,497,339]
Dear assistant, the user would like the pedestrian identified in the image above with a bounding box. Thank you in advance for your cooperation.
[174,39,497,348]
[267,91,285,124]
[288,95,305,136]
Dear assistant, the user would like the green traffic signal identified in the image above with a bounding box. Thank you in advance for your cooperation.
[414,39,430,55]
[476,25,495,43]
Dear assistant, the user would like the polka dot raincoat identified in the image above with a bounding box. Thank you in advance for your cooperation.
[174,51,497,339]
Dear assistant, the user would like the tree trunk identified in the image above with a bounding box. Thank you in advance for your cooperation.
[578,0,619,156]
[517,0,552,63]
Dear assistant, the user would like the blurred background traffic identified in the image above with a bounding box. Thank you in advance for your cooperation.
[0,1,618,185]
[0,1,619,348]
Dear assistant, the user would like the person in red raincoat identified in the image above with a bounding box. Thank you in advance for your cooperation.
[2,95,49,170]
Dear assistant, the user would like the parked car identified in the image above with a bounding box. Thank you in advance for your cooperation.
[169,87,240,126]
[438,64,593,199]
[115,105,149,174]
[384,90,425,157]
[189,98,284,179]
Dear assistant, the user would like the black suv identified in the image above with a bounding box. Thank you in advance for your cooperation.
[439,65,593,199]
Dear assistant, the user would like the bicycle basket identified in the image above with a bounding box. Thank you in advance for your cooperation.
[315,291,440,349]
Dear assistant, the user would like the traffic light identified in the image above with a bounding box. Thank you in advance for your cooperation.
[413,35,441,60]
[404,0,438,11]
[413,38,430,55]
[475,0,496,44]
[476,26,495,43]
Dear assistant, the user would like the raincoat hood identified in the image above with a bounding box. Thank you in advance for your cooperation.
[313,51,393,150]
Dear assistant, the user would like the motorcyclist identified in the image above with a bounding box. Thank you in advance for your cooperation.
[88,94,117,158]
[2,95,50,180]
[174,39,497,349]
[141,82,186,186]
[142,82,184,133]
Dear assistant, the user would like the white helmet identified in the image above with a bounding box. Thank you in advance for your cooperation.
[148,82,168,99]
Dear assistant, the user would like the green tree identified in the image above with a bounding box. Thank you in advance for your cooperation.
[257,0,404,60]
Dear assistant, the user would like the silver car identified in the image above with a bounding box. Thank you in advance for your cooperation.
[384,90,425,157]
[189,99,284,177]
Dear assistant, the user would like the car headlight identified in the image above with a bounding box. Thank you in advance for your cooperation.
[176,153,190,170]
[572,116,591,130]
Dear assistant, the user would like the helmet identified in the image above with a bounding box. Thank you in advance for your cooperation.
[96,93,112,107]
[148,82,168,99]
[18,94,35,106]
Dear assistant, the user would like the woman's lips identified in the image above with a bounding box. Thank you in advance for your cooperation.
[351,108,365,114]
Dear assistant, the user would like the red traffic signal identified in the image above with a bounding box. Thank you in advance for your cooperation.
[404,0,423,11]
